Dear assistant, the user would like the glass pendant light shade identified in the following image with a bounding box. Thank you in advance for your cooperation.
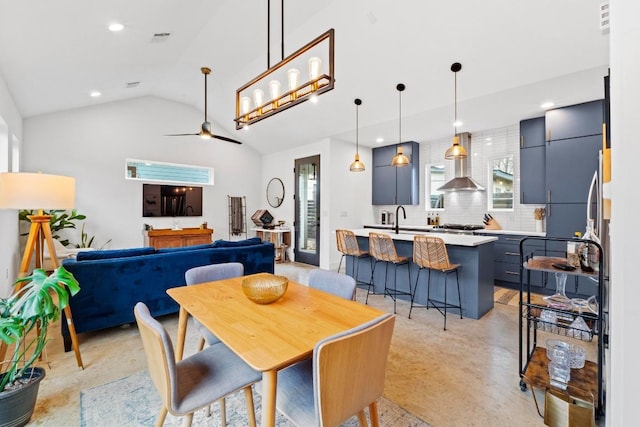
[445,62,468,159]
[253,88,265,115]
[444,135,468,159]
[287,68,300,100]
[392,146,410,166]
[269,80,281,108]
[309,57,322,91]
[350,153,365,172]
[350,98,365,172]
[392,83,410,167]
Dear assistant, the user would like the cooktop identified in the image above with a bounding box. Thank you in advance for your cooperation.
[435,224,486,231]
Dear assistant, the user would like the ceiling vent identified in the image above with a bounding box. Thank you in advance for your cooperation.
[126,81,140,89]
[600,2,610,35]
[151,32,172,43]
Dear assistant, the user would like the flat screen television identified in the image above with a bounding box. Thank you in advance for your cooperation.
[142,184,203,217]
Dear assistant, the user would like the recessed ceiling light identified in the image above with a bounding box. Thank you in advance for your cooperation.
[541,101,555,109]
[109,23,124,32]
[90,91,101,98]
[376,137,384,143]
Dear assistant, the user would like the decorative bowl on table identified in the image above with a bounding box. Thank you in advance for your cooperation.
[242,273,289,304]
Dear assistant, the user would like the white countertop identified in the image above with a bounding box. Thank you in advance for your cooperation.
[363,224,545,237]
[475,229,546,237]
[351,228,497,247]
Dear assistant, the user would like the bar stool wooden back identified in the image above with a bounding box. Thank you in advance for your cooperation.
[368,232,413,314]
[335,229,373,301]
[411,235,462,330]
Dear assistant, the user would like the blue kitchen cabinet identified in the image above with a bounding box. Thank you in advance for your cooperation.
[520,116,546,148]
[372,141,420,205]
[545,100,604,142]
[476,233,544,288]
[520,117,547,204]
[372,144,397,167]
[545,134,601,204]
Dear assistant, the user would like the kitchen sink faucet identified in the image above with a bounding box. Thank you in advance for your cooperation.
[395,205,406,234]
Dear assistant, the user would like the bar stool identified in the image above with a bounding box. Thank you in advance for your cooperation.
[368,232,412,314]
[410,235,462,330]
[335,229,373,302]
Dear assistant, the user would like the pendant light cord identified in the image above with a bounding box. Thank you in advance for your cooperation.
[356,101,360,154]
[204,70,208,119]
[454,71,457,135]
[398,87,402,144]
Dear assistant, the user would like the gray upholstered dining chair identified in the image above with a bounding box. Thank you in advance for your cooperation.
[185,262,244,350]
[308,268,357,300]
[133,302,260,427]
[275,313,396,427]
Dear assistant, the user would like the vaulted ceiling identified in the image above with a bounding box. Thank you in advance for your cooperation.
[0,0,609,154]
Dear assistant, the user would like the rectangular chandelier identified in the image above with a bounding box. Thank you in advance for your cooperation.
[234,28,334,130]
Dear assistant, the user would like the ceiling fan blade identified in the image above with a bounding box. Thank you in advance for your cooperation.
[212,134,243,145]
[165,133,200,137]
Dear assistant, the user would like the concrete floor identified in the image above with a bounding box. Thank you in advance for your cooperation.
[28,262,599,426]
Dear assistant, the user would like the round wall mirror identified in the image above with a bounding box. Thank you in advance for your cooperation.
[267,178,285,208]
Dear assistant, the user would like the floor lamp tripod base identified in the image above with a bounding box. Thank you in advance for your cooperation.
[18,215,84,369]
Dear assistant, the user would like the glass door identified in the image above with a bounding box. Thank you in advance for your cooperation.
[294,155,320,266]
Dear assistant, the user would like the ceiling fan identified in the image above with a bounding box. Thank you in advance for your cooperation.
[165,67,242,145]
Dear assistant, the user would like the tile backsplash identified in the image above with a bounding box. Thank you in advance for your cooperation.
[373,124,545,233]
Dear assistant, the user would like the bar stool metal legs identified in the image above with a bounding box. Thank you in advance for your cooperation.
[411,235,463,330]
[336,229,373,303]
[368,232,413,314]
[426,268,462,330]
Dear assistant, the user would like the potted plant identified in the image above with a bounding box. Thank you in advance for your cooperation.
[0,267,80,427]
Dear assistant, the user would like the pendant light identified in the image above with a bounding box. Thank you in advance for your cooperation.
[444,62,468,160]
[350,98,366,172]
[392,83,410,167]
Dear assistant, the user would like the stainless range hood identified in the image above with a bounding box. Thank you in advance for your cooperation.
[437,132,485,191]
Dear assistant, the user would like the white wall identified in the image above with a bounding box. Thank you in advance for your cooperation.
[22,96,262,249]
[608,0,638,424]
[261,137,373,270]
[0,73,23,297]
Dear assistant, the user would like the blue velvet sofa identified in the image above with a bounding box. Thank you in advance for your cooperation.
[60,238,274,351]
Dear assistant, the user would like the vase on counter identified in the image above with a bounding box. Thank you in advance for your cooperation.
[535,219,544,233]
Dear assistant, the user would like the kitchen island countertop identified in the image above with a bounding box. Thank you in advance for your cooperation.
[362,224,545,237]
[352,228,497,247]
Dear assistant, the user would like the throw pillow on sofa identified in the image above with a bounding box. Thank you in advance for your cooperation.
[76,247,156,261]
[212,237,263,248]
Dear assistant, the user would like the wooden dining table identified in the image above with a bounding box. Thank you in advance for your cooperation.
[167,275,385,427]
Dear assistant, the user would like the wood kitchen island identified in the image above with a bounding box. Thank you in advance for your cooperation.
[349,228,498,319]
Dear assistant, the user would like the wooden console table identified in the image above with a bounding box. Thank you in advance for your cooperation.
[252,227,291,263]
[143,227,213,249]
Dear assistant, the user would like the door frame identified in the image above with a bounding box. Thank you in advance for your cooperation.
[294,155,320,266]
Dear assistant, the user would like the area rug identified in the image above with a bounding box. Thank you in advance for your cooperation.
[494,287,519,307]
[80,370,429,426]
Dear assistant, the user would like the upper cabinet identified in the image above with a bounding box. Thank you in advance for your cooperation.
[519,117,546,204]
[520,100,604,206]
[372,141,420,205]
[545,134,601,204]
[545,100,604,142]
[520,116,546,148]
